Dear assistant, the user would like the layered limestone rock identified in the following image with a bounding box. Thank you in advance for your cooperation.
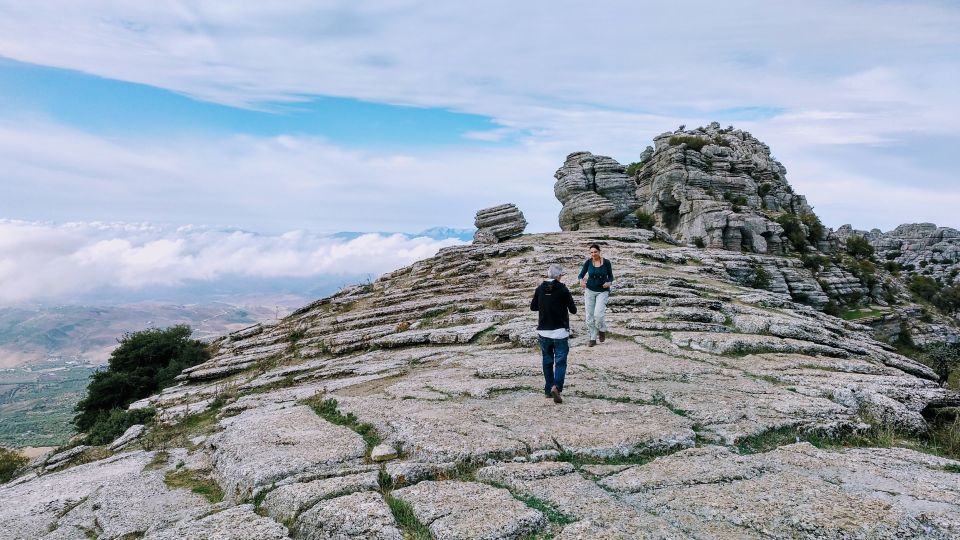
[554,152,640,230]
[838,223,960,283]
[473,203,528,244]
[633,122,822,254]
[4,228,960,539]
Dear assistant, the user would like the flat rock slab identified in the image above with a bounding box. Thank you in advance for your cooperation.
[295,491,403,540]
[476,462,681,536]
[209,405,366,500]
[0,451,207,540]
[261,471,379,524]
[337,393,695,463]
[604,443,960,538]
[143,504,289,539]
[393,480,545,540]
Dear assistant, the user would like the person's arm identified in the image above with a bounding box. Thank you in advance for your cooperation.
[578,260,589,287]
[603,259,614,289]
[530,286,540,311]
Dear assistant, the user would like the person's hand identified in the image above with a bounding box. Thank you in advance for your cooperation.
[602,282,611,289]
[579,279,586,288]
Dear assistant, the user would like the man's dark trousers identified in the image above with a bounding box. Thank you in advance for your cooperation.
[539,335,569,395]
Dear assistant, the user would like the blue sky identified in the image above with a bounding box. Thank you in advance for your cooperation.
[0,58,505,147]
[0,0,958,303]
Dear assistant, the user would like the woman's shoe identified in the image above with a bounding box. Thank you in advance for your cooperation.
[588,340,596,347]
[599,331,606,343]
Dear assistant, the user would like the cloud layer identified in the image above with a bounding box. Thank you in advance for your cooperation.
[0,219,464,304]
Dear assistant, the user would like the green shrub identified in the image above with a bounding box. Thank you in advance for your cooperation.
[0,447,27,483]
[625,162,643,176]
[722,192,748,206]
[758,183,772,198]
[801,254,831,271]
[750,265,772,290]
[692,236,706,248]
[74,325,209,432]
[84,407,156,446]
[823,300,842,317]
[903,263,916,272]
[776,214,807,251]
[909,275,941,302]
[668,135,709,152]
[920,260,929,268]
[800,213,825,244]
[923,342,960,386]
[885,251,902,260]
[845,236,874,260]
[634,209,656,230]
[792,292,810,303]
[933,286,960,314]
[884,261,901,274]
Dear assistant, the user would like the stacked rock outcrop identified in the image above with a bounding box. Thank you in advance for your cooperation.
[473,204,527,244]
[632,122,823,254]
[554,152,641,231]
[838,223,960,282]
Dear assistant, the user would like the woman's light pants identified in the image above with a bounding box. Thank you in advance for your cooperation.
[584,289,609,340]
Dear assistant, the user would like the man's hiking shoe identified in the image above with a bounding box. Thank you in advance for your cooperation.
[588,339,597,347]
[599,331,606,342]
[551,386,563,404]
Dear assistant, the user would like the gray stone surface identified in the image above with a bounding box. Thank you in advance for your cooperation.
[295,491,403,540]
[260,471,379,525]
[555,152,641,230]
[474,204,528,244]
[208,405,366,501]
[393,480,545,540]
[143,504,289,539]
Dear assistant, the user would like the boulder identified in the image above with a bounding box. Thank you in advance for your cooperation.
[554,152,640,230]
[473,204,527,244]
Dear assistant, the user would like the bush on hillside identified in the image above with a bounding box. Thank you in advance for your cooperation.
[634,210,656,230]
[800,213,826,244]
[84,407,156,446]
[775,214,807,252]
[74,325,209,433]
[908,275,940,302]
[0,447,27,483]
[923,342,960,386]
[845,236,875,260]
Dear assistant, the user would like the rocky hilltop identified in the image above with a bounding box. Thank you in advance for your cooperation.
[3,225,960,539]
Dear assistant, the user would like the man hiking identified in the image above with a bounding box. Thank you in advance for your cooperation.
[530,263,577,404]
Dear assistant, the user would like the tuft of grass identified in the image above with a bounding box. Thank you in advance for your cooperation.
[840,309,885,321]
[164,468,224,503]
[385,494,431,540]
[142,450,170,471]
[304,396,381,452]
[514,493,574,525]
[944,463,960,473]
[140,405,223,451]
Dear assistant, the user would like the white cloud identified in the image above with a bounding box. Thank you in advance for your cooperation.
[0,219,465,303]
[0,2,959,237]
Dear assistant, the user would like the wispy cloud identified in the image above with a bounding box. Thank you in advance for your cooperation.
[0,219,465,304]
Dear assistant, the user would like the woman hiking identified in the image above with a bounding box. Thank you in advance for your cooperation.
[578,243,613,347]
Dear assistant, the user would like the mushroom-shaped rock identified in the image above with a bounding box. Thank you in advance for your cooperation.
[554,151,640,231]
[473,204,527,244]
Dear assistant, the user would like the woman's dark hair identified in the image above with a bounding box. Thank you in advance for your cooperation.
[589,243,601,251]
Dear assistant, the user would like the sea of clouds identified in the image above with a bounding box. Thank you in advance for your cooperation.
[0,219,465,304]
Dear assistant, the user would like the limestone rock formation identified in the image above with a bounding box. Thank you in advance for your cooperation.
[5,228,960,539]
[838,223,960,283]
[473,204,527,244]
[554,152,640,230]
[632,122,830,254]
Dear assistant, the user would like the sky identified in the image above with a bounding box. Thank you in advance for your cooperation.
[1,1,959,304]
